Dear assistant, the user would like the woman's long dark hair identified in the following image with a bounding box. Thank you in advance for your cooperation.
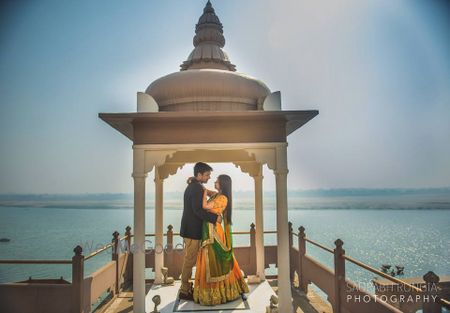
[218,174,232,225]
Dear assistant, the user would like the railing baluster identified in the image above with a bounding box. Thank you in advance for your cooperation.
[333,239,345,313]
[125,226,132,253]
[423,271,441,313]
[166,225,174,277]
[298,226,307,293]
[250,223,256,275]
[288,221,295,282]
[124,226,132,287]
[112,231,120,295]
[72,245,85,313]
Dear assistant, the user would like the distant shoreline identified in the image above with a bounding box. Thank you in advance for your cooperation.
[0,187,449,200]
[0,188,449,210]
[1,205,449,210]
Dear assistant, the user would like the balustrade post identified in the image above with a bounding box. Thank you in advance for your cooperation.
[125,226,132,253]
[112,231,119,259]
[166,225,174,277]
[112,231,120,294]
[288,222,293,247]
[72,245,85,313]
[250,223,257,275]
[288,222,294,282]
[298,226,307,293]
[124,226,132,287]
[333,239,345,313]
[422,271,441,313]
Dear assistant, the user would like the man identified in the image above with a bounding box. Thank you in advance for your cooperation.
[179,162,222,300]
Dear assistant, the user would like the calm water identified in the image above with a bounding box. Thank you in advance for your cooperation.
[0,194,449,297]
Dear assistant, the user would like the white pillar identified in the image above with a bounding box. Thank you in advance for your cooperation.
[274,144,293,313]
[253,172,266,281]
[154,168,164,284]
[132,172,147,313]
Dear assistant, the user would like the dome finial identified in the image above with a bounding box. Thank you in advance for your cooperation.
[180,1,236,71]
[205,0,213,12]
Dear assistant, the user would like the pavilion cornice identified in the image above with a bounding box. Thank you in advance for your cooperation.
[98,110,318,144]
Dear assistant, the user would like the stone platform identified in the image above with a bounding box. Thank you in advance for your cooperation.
[96,279,332,313]
[145,280,275,313]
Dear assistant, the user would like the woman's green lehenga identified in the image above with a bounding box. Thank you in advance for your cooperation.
[193,194,249,305]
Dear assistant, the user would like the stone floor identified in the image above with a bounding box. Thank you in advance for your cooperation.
[96,279,332,313]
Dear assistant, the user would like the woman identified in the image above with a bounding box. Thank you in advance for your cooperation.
[192,174,249,305]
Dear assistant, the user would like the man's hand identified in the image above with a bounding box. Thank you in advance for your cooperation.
[216,215,222,224]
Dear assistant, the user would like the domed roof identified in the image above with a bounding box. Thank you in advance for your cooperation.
[145,69,271,112]
[145,1,272,112]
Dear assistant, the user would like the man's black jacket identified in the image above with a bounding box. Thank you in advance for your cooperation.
[180,179,218,240]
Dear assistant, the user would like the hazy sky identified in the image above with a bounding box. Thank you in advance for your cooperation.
[1,0,449,194]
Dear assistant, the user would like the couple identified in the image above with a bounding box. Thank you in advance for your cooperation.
[178,162,249,306]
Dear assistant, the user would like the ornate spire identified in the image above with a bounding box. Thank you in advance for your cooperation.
[180,1,236,71]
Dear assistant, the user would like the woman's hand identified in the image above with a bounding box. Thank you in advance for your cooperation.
[206,189,218,197]
[202,187,217,197]
[202,189,215,210]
